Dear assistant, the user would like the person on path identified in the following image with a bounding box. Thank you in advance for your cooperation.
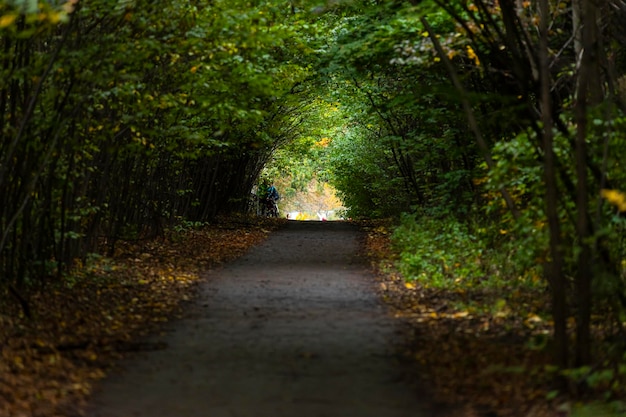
[264,183,280,217]
[267,184,279,201]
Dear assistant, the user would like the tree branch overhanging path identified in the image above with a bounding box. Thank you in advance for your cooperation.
[3,0,626,415]
[86,221,443,417]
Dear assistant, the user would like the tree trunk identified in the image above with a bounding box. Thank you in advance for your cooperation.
[573,0,602,368]
[420,17,521,220]
[539,0,569,370]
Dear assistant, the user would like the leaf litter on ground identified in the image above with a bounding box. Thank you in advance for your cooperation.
[359,220,564,417]
[0,216,286,417]
[3,218,623,417]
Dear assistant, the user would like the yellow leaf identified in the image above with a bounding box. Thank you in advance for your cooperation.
[466,45,481,66]
[525,314,542,324]
[405,282,416,290]
[64,0,79,13]
[601,189,626,212]
[0,14,18,28]
[48,11,63,24]
[495,298,507,310]
[13,356,24,369]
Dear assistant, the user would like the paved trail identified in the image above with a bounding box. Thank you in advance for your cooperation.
[86,221,440,417]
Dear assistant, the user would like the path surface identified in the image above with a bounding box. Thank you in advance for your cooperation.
[86,221,440,417]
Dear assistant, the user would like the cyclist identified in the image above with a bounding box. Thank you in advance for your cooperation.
[263,183,280,217]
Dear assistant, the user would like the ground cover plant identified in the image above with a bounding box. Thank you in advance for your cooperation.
[363,220,626,417]
[321,0,626,412]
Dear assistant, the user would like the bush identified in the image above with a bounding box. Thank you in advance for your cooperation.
[391,213,545,291]
[391,214,484,288]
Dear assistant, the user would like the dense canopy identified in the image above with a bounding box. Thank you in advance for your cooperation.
[2,0,626,410]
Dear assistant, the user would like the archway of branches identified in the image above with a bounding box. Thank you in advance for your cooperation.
[2,0,626,391]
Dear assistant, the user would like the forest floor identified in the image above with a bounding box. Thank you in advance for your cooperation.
[361,221,572,417]
[0,216,281,417]
[83,220,443,417]
[0,216,578,417]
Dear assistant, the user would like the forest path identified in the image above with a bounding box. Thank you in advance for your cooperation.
[86,221,440,417]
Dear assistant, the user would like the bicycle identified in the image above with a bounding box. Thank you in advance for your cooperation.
[262,197,279,217]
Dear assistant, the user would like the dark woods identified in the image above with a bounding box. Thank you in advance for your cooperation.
[0,1,302,297]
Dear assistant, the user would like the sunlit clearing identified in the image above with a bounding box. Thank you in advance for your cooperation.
[275,178,345,221]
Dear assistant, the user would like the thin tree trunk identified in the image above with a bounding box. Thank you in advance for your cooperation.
[421,17,521,220]
[539,0,569,370]
[573,0,602,368]
[572,0,583,58]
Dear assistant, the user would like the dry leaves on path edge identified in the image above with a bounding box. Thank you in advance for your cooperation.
[0,216,286,417]
[360,221,559,417]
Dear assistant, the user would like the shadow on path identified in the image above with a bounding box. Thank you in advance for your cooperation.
[86,221,440,417]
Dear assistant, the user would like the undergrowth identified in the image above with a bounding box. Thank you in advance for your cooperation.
[391,213,545,294]
[374,214,626,416]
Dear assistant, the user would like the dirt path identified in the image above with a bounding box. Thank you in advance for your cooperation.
[85,221,441,417]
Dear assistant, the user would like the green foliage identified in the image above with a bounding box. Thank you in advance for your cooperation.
[391,212,546,291]
[0,0,625,411]
[484,129,550,272]
[0,0,322,286]
[571,401,626,417]
[328,124,412,218]
[392,214,484,288]
[316,1,483,219]
[559,363,626,412]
